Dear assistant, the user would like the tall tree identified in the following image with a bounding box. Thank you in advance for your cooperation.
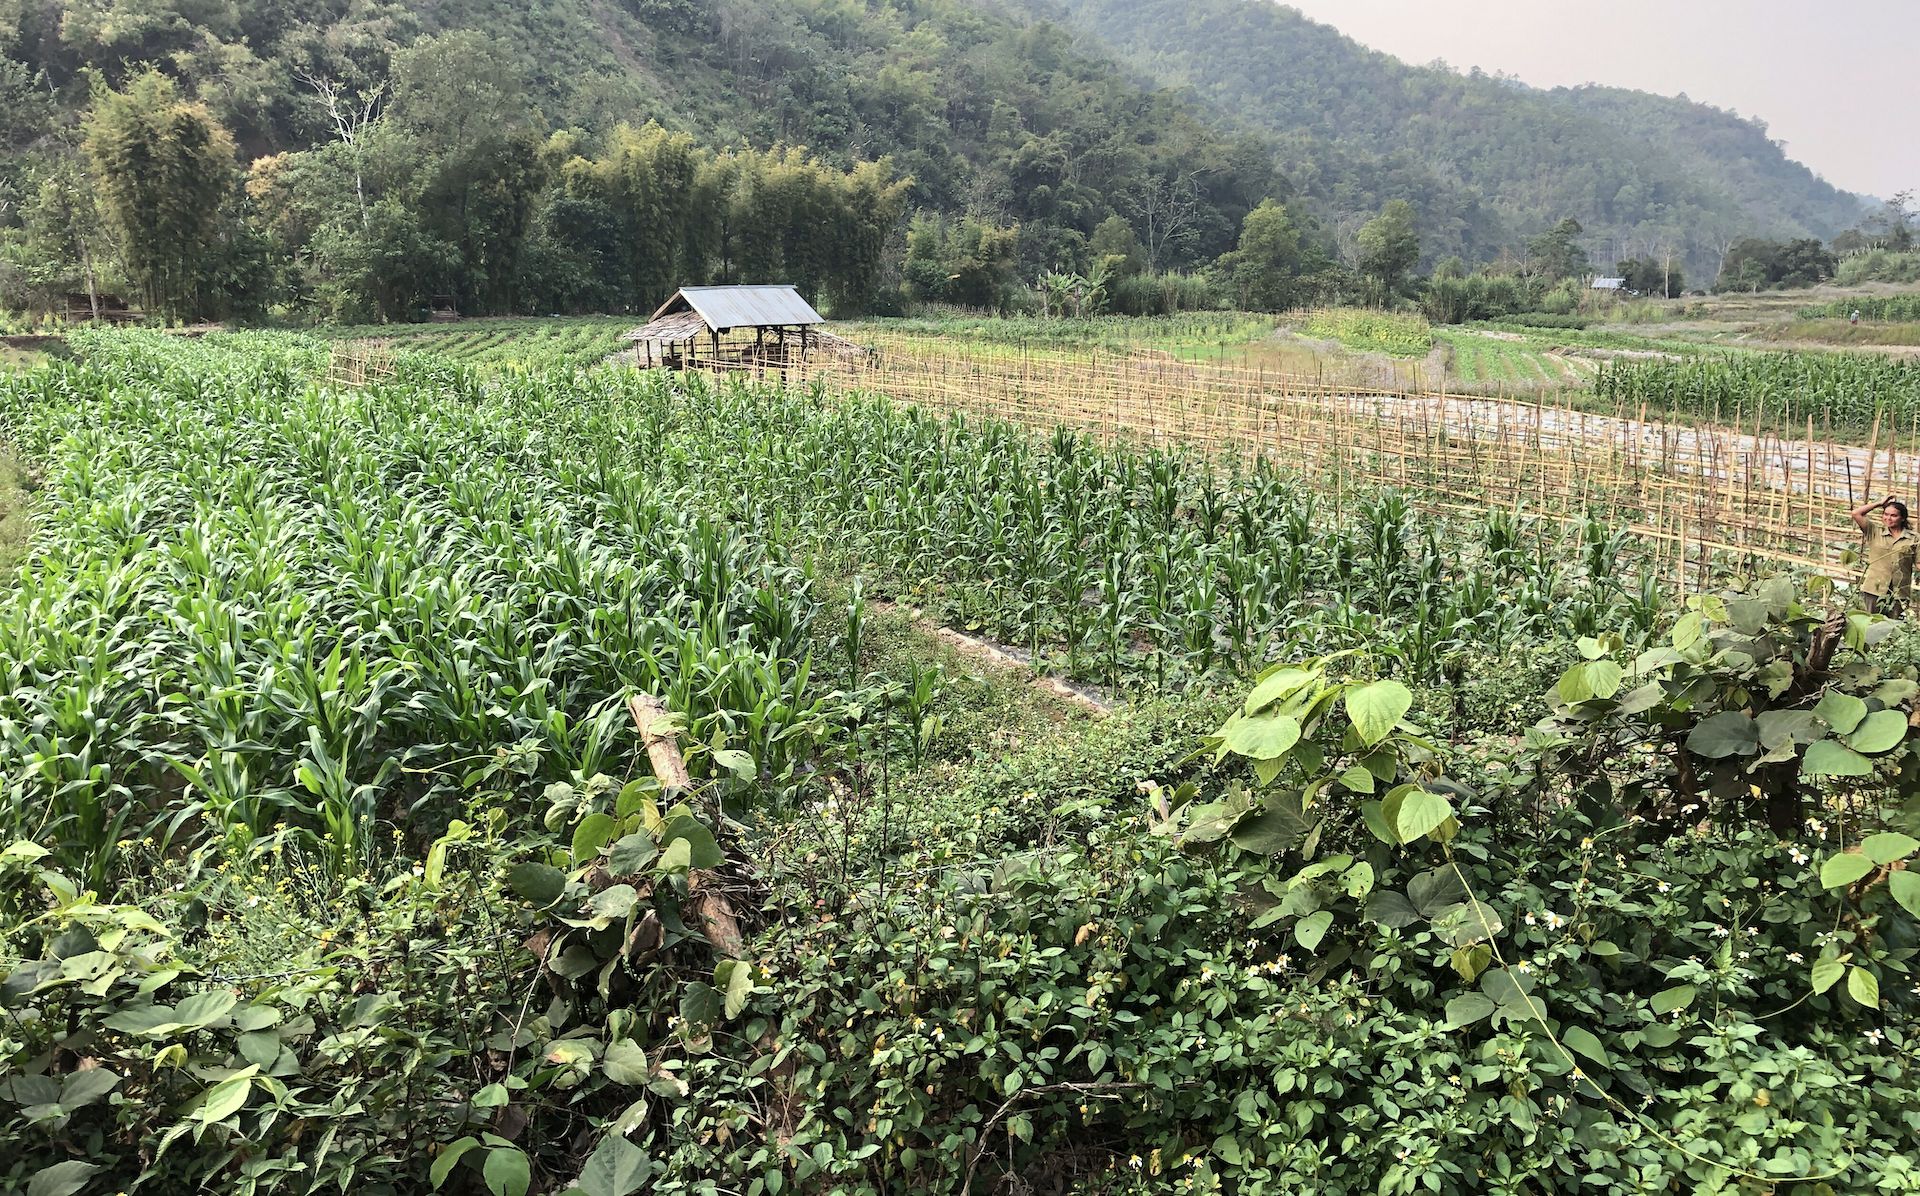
[83,71,237,319]
[1217,198,1303,310]
[1355,199,1418,299]
[1526,217,1589,281]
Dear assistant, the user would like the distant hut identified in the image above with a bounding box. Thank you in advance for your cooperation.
[1588,276,1627,293]
[624,284,825,372]
[63,292,140,324]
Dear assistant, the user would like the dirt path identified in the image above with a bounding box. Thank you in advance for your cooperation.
[871,601,1113,716]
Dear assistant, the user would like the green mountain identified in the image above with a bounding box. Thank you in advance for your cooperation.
[1028,0,1871,277]
[0,0,1873,317]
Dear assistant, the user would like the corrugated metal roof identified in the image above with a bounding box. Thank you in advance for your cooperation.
[648,285,824,331]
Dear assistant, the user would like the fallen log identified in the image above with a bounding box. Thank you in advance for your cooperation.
[627,694,745,959]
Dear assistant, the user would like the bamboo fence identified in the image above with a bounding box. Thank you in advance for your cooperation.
[803,335,1920,587]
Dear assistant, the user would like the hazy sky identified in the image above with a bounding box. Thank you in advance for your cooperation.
[1277,0,1917,201]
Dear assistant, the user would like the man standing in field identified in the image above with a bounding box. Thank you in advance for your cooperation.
[1851,494,1916,616]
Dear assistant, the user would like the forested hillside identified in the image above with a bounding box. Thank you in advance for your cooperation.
[1034,0,1871,277]
[0,0,1281,319]
[0,0,1879,319]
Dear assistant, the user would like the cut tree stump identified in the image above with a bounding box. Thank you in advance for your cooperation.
[627,694,745,959]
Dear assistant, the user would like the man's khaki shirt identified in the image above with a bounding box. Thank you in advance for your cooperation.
[1861,522,1917,601]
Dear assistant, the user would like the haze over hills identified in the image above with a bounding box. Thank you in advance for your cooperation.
[1027,0,1872,277]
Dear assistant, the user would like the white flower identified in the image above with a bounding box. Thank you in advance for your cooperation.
[1865,1029,1885,1045]
[1788,847,1810,866]
[1657,881,1670,894]
[1710,925,1730,938]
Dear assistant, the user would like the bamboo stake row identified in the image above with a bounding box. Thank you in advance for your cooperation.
[803,338,1903,580]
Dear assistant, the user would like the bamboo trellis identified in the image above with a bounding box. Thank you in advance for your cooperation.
[325,340,396,388]
[803,336,1919,585]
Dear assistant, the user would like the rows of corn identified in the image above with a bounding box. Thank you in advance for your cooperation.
[1797,295,1920,322]
[0,329,1665,882]
[1592,350,1920,431]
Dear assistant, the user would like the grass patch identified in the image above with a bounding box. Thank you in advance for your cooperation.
[1764,319,1920,347]
[0,450,32,575]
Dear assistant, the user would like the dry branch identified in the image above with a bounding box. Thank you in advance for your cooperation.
[627,694,745,958]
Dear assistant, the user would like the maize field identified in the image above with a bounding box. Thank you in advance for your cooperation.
[0,329,1663,885]
[1591,349,1920,432]
[1798,295,1920,322]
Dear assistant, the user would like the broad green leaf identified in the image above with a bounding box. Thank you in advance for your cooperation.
[1342,861,1375,899]
[659,816,722,870]
[1556,662,1593,705]
[101,1004,186,1038]
[576,1134,651,1196]
[1394,790,1454,844]
[59,1069,120,1110]
[175,990,237,1029]
[1755,709,1818,751]
[1846,966,1880,1008]
[1561,1026,1611,1068]
[1243,667,1312,714]
[197,1074,252,1123]
[680,982,725,1035]
[483,1147,531,1196]
[1336,764,1375,794]
[721,959,755,1020]
[1364,890,1420,929]
[1670,611,1704,651]
[1818,852,1874,889]
[1810,958,1846,994]
[1813,692,1868,736]
[1407,867,1467,917]
[1801,740,1872,778]
[3,841,52,864]
[1443,993,1495,1028]
[587,884,640,923]
[1293,910,1333,952]
[1346,681,1412,747]
[571,814,618,869]
[1359,800,1395,845]
[1887,870,1920,918]
[431,1137,481,1190]
[711,748,754,781]
[1685,712,1759,759]
[1228,797,1310,855]
[1582,661,1625,700]
[506,862,566,906]
[601,1039,650,1086]
[1449,943,1491,982]
[657,838,692,874]
[27,1161,100,1196]
[1222,713,1302,760]
[1649,984,1695,1014]
[1862,832,1920,865]
[471,1084,509,1109]
[1479,967,1534,1009]
[607,833,658,876]
[1847,710,1909,755]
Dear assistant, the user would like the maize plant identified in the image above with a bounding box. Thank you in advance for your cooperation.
[1592,350,1920,432]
